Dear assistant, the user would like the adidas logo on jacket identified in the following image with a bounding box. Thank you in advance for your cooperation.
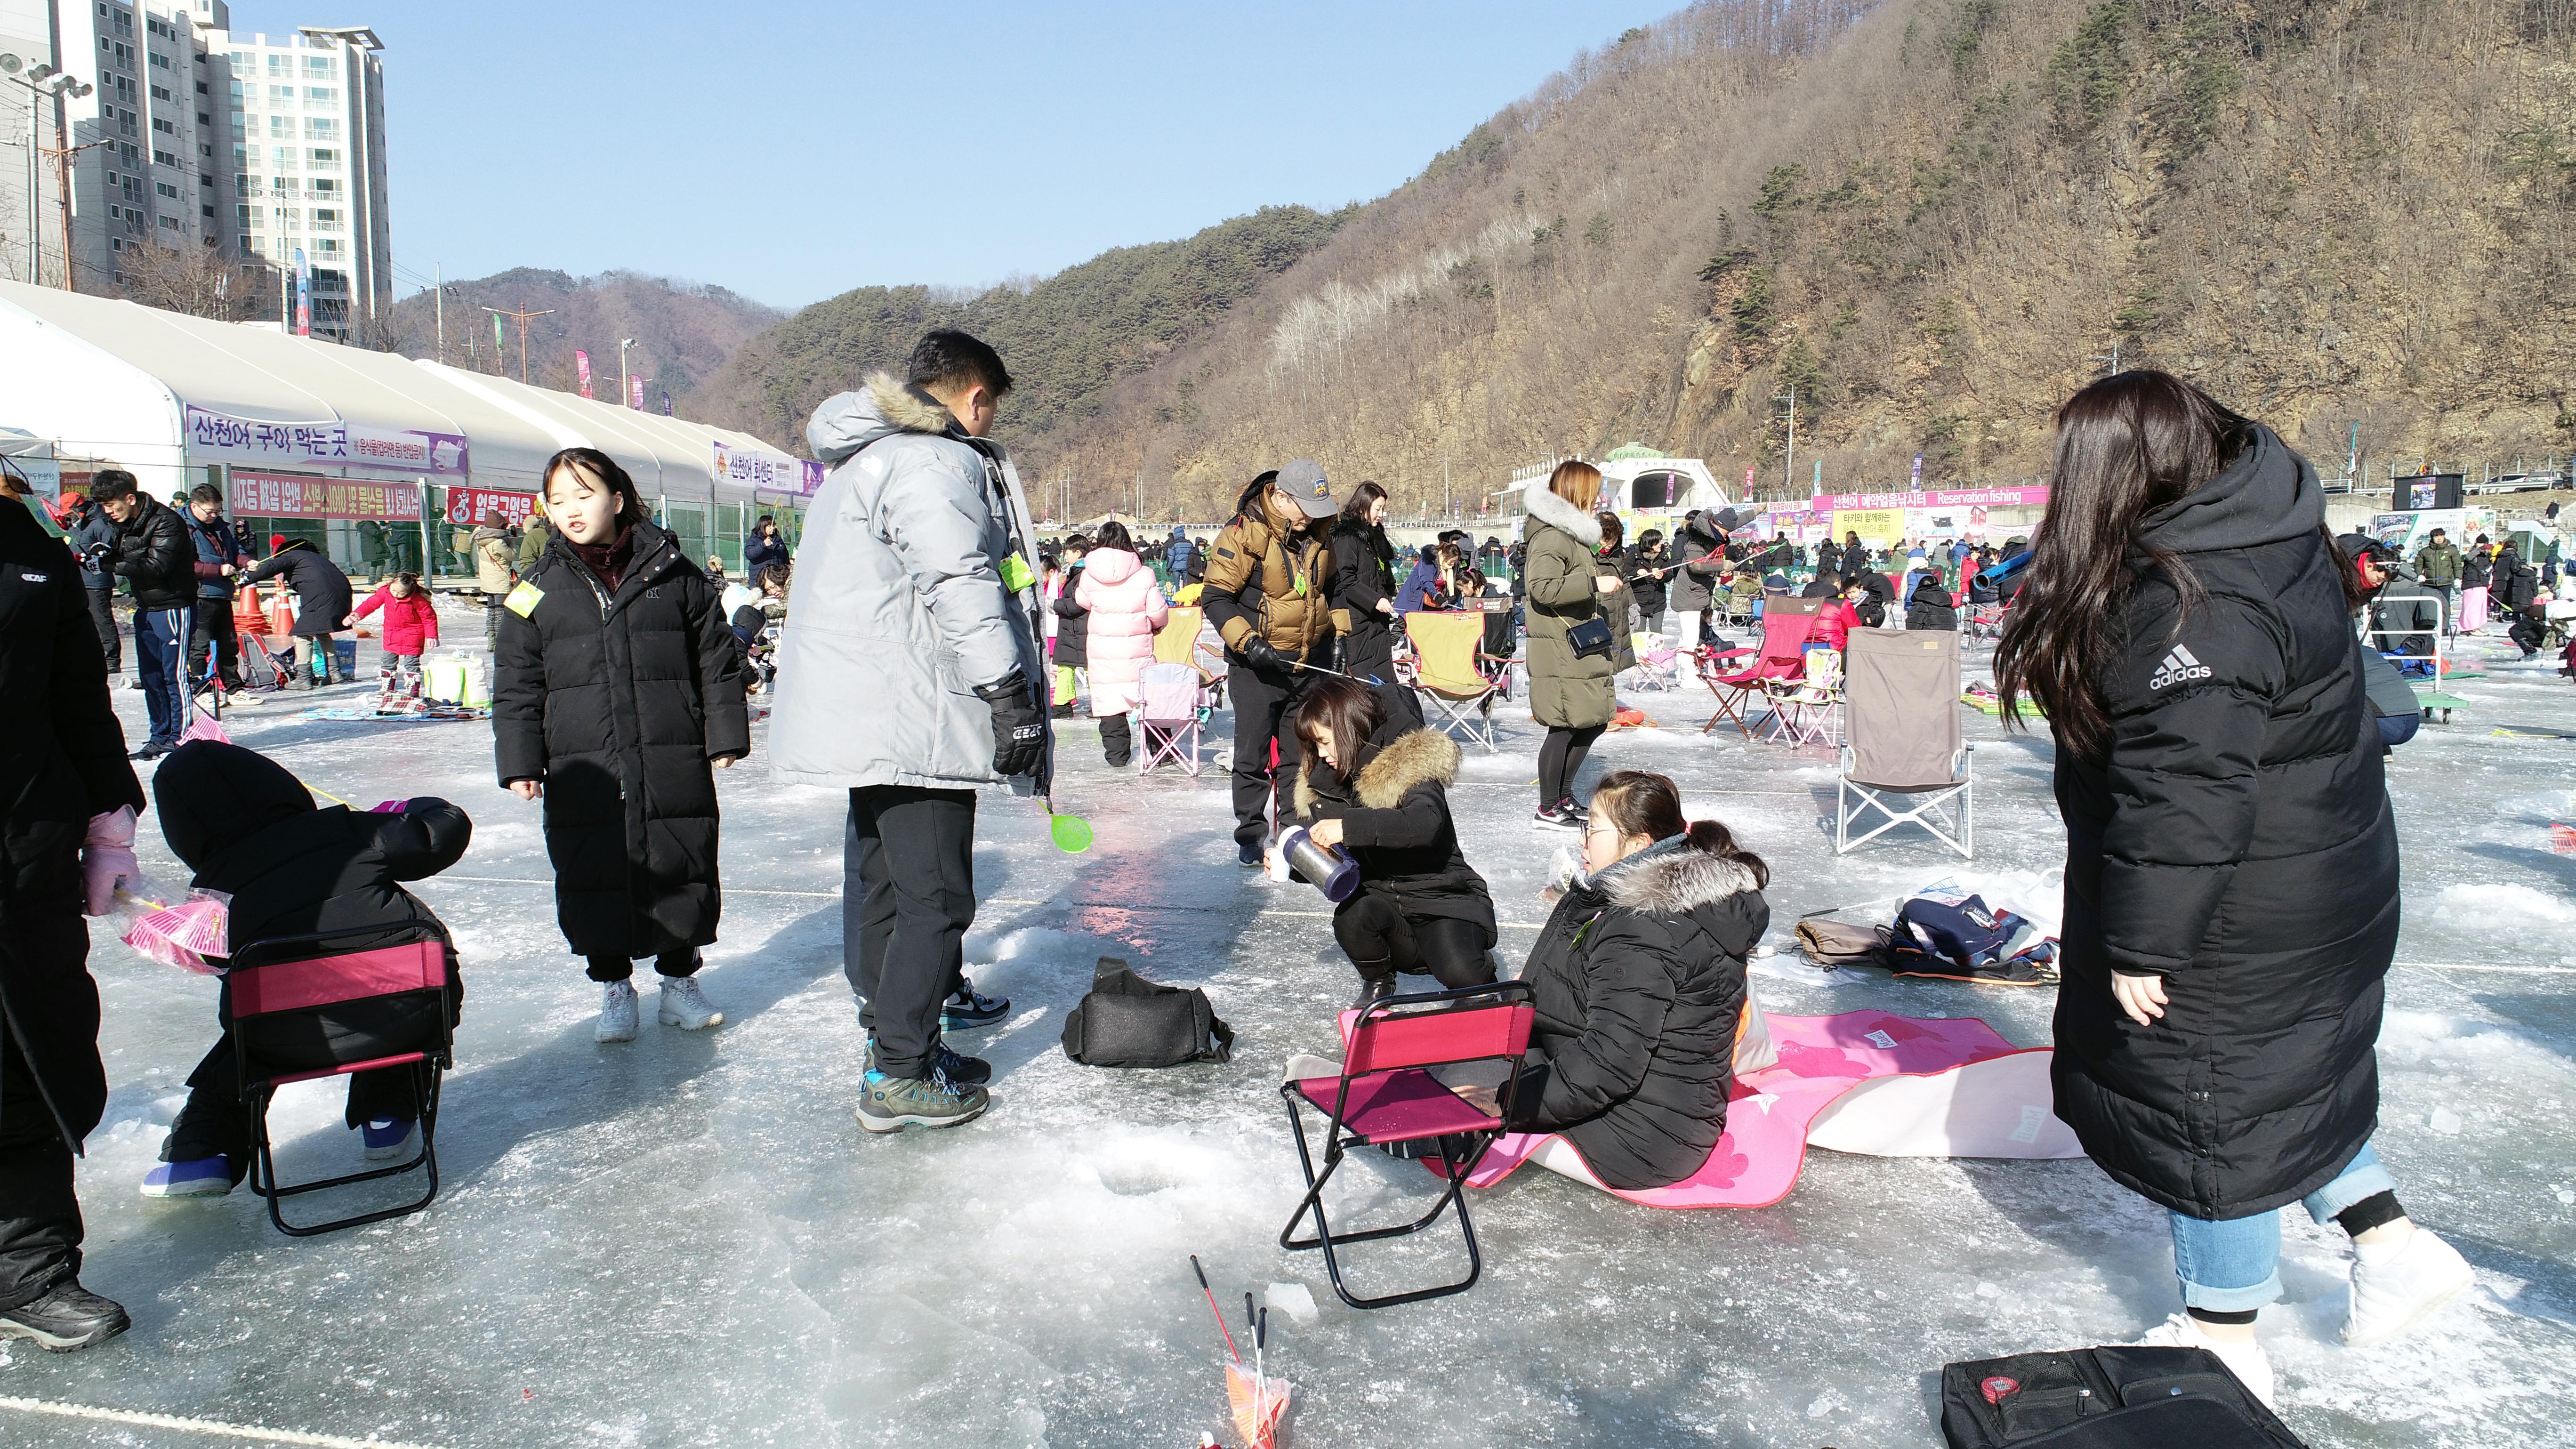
[2147,645,2212,690]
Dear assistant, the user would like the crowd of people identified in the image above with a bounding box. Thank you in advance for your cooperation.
[0,338,2496,1408]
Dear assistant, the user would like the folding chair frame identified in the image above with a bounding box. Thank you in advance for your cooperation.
[1279,982,1534,1311]
[1406,613,1511,754]
[1836,744,1974,858]
[229,929,451,1237]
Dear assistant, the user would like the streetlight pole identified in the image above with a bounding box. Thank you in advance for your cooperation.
[0,58,92,290]
[619,337,635,409]
[1777,385,1797,504]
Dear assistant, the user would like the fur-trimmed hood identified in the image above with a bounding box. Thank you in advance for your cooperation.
[1521,483,1602,547]
[1593,836,1762,914]
[1294,726,1460,820]
[806,370,964,465]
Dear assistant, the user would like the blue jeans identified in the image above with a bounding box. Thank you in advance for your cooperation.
[134,606,193,748]
[2169,1143,2399,1312]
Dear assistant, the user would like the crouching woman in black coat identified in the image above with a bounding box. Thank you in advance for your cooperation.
[1995,371,2473,1405]
[1510,770,1766,1193]
[1287,678,1497,1011]
[495,448,749,1046]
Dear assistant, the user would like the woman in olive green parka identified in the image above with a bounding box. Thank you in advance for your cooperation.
[1521,460,1619,826]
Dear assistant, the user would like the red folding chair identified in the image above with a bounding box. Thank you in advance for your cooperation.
[227,928,454,1236]
[1279,982,1535,1310]
[1697,598,1821,737]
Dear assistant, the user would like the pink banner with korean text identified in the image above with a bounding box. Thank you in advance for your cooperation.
[228,470,422,522]
[1808,485,2049,514]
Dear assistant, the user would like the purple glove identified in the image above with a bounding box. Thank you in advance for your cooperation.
[81,806,140,917]
[370,799,408,813]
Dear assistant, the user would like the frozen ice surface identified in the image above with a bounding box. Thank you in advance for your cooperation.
[9,623,2575,1448]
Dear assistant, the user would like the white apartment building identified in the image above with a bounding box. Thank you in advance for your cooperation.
[0,0,388,340]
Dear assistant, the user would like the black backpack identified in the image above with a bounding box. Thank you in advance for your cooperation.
[1940,1345,2306,1449]
[1060,958,1235,1068]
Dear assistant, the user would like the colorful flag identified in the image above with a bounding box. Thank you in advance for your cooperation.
[660,391,671,416]
[493,313,505,353]
[1910,454,1924,488]
[293,247,310,337]
[630,375,644,410]
[575,350,593,399]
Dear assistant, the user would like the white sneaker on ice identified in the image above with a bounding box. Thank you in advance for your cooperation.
[2133,1312,2275,1407]
[2342,1227,2475,1347]
[657,974,725,1030]
[596,979,640,1043]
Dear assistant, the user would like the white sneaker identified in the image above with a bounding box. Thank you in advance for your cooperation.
[596,979,640,1043]
[2343,1226,2475,1347]
[657,974,725,1030]
[2134,1312,2275,1407]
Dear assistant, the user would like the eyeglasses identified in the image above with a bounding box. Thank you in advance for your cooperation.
[1582,822,1620,838]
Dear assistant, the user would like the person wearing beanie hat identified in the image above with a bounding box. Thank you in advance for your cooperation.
[140,741,468,1199]
[1203,460,1339,865]
[268,533,288,554]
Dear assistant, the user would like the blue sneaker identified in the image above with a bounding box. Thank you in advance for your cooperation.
[141,1156,234,1198]
[359,1117,418,1161]
[940,978,1010,1030]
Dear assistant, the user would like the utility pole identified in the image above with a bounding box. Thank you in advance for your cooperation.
[433,264,443,363]
[1778,385,1797,503]
[619,337,635,408]
[483,304,554,384]
[2092,343,2121,377]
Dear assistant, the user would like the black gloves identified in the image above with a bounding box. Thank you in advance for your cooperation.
[976,672,1047,778]
[1237,636,1294,674]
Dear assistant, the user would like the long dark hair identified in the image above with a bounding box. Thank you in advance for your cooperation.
[1292,676,1386,784]
[1590,770,1768,889]
[1993,371,2268,757]
[1340,479,1389,524]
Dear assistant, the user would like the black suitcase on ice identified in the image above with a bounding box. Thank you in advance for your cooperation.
[1939,1345,2306,1449]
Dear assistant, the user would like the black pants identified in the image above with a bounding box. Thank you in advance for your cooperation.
[1334,895,1495,988]
[846,784,977,1080]
[1342,620,1425,730]
[84,586,120,673]
[586,949,700,983]
[1537,723,1606,809]
[189,598,243,689]
[1100,712,1132,766]
[2510,612,2550,653]
[1227,660,1307,847]
[0,1030,81,1312]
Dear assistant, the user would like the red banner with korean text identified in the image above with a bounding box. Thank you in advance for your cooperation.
[228,470,423,521]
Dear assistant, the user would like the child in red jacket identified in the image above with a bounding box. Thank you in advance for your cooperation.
[352,571,440,675]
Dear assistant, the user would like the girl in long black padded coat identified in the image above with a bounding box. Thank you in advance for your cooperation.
[494,449,749,1044]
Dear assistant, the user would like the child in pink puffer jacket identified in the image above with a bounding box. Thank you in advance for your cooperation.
[1073,522,1167,767]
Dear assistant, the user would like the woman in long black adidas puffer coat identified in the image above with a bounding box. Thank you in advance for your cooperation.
[493,471,749,973]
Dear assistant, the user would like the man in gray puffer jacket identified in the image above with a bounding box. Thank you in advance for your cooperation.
[770,330,1048,1133]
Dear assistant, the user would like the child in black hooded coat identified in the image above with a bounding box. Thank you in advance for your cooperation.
[143,741,467,1196]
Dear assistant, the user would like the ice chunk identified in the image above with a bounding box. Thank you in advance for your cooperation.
[1265,1281,1318,1324]
[2429,1105,2465,1135]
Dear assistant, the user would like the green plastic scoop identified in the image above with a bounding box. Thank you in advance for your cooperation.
[1046,798,1093,853]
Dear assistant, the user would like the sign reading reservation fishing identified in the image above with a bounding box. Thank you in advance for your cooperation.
[1811,485,2049,513]
[229,470,422,522]
[186,404,471,476]
[443,486,538,527]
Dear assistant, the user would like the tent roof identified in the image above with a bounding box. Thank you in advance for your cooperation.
[0,280,804,500]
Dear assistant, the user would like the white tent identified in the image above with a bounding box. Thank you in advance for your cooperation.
[0,280,810,570]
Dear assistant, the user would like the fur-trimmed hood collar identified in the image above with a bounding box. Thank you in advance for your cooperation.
[807,370,966,465]
[1592,835,1762,914]
[1521,484,1602,547]
[1294,727,1460,820]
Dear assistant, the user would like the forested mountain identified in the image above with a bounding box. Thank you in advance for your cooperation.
[378,269,785,413]
[1022,0,2576,519]
[693,205,1352,462]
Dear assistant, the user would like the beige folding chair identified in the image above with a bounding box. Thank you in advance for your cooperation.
[1836,630,1971,857]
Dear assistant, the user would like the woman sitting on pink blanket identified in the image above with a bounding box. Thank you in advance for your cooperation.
[1509,769,1770,1190]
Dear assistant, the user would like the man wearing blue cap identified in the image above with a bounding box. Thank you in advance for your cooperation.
[1203,460,1338,865]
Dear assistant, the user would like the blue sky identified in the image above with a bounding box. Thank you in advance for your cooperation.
[231,1,1669,308]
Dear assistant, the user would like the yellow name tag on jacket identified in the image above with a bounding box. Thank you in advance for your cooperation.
[504,581,544,618]
[999,555,1036,593]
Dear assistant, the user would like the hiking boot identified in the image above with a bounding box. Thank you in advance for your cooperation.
[0,1281,130,1353]
[359,1118,418,1161]
[140,1155,234,1198]
[2134,1312,2274,1407]
[855,1068,989,1133]
[861,1034,993,1087]
[2342,1227,2475,1347]
[657,973,725,1030]
[1351,973,1399,1013]
[596,979,640,1043]
[941,979,1009,1030]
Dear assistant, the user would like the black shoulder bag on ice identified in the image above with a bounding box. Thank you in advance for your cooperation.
[1061,957,1235,1068]
[1938,1345,2306,1449]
